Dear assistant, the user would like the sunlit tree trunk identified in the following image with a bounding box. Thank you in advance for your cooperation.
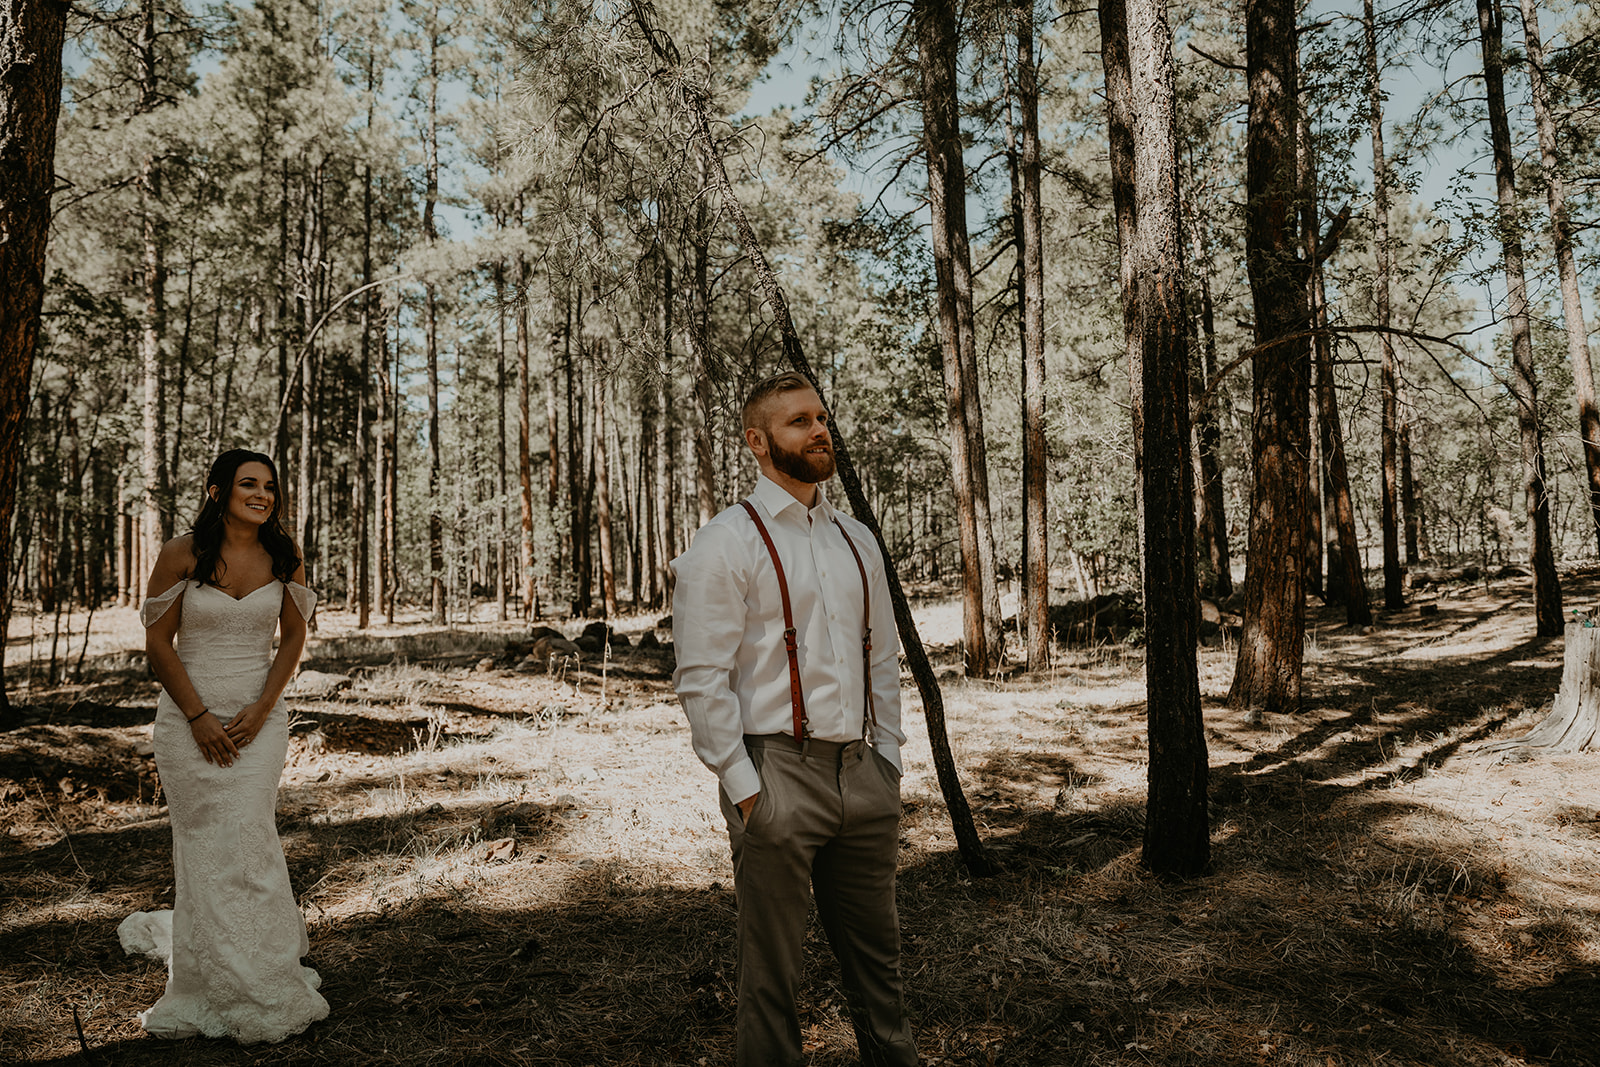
[355,161,373,629]
[658,259,677,603]
[1013,0,1049,671]
[1362,0,1403,610]
[0,0,67,714]
[1521,0,1600,558]
[516,251,535,618]
[1315,277,1371,625]
[1101,0,1209,876]
[1298,109,1322,601]
[594,347,617,618]
[918,0,1003,677]
[1477,0,1562,636]
[422,12,445,624]
[138,0,170,570]
[494,256,508,621]
[1230,0,1310,715]
[1184,189,1232,600]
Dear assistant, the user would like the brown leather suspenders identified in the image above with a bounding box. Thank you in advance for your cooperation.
[738,499,876,745]
[833,519,877,739]
[738,500,808,741]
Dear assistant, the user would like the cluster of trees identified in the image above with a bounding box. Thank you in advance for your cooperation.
[3,0,1599,870]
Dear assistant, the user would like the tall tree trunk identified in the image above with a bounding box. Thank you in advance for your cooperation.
[355,156,373,627]
[1297,109,1322,601]
[1521,0,1600,558]
[1101,0,1209,876]
[658,262,677,603]
[516,252,535,618]
[917,0,1003,677]
[0,0,66,716]
[1363,0,1404,610]
[375,316,390,620]
[594,349,617,618]
[275,157,291,471]
[1400,422,1418,563]
[495,258,509,621]
[1315,275,1372,625]
[423,17,445,624]
[385,313,400,622]
[138,0,170,572]
[1229,0,1310,715]
[1477,0,1562,636]
[1184,180,1232,599]
[566,320,593,617]
[1013,0,1049,671]
[689,158,718,530]
[298,198,320,589]
[117,475,133,606]
[1102,0,1142,580]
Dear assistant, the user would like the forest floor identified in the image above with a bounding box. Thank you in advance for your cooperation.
[4,572,1600,1066]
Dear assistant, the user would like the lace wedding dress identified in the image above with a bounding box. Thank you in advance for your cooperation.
[118,578,329,1044]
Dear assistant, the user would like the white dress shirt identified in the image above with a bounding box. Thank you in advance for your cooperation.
[671,474,905,803]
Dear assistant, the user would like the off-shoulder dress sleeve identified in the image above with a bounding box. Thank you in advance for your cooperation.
[284,582,318,623]
[140,580,190,628]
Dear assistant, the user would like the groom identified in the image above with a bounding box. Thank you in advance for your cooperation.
[671,372,917,1066]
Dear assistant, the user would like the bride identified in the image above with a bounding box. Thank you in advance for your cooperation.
[118,449,329,1043]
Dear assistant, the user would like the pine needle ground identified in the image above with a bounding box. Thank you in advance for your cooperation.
[3,577,1599,1065]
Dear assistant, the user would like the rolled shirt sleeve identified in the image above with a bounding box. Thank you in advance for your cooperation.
[671,523,763,804]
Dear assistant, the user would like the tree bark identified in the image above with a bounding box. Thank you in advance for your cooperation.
[1477,0,1562,636]
[516,251,536,618]
[1102,0,1210,876]
[594,348,617,618]
[658,261,677,602]
[917,0,1003,677]
[138,0,170,573]
[0,0,68,715]
[423,12,445,624]
[1229,0,1310,715]
[1101,0,1141,576]
[1315,284,1372,625]
[356,175,372,629]
[1184,187,1232,599]
[495,258,509,622]
[691,148,718,530]
[1520,0,1600,559]
[1297,108,1322,602]
[1013,0,1049,672]
[1362,0,1403,610]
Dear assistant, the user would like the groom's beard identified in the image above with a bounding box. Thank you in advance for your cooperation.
[769,435,836,483]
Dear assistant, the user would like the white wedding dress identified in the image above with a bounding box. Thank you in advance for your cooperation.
[119,578,329,1044]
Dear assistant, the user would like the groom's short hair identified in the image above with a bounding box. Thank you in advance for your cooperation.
[742,372,816,433]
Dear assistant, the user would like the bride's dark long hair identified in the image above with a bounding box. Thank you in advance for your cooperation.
[190,449,301,587]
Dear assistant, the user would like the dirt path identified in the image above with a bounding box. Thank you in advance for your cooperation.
[3,577,1599,1065]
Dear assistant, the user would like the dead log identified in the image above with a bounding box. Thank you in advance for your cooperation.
[1483,622,1600,754]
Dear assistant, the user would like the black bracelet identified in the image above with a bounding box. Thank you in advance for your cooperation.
[185,708,209,724]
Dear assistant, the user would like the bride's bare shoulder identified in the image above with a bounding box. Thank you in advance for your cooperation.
[150,535,198,585]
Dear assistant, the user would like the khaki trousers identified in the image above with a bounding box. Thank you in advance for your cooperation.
[719,733,918,1067]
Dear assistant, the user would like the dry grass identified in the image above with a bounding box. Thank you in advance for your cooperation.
[3,578,1600,1065]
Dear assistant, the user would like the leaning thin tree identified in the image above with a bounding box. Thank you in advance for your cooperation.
[0,0,71,720]
[622,0,997,876]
